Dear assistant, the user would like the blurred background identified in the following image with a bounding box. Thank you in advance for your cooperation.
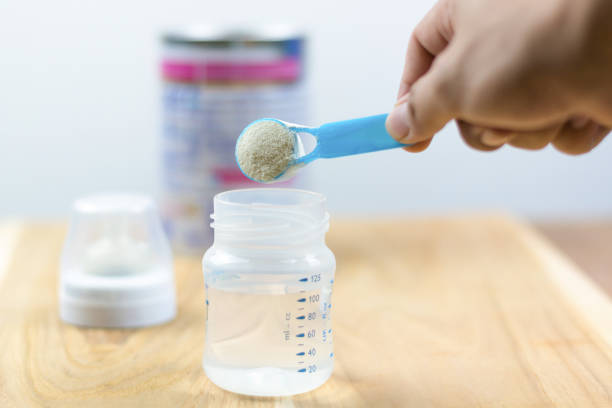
[1,0,611,220]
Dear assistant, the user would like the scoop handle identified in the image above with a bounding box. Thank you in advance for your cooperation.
[311,113,407,159]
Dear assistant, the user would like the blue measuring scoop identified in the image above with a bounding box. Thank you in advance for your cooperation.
[236,113,409,183]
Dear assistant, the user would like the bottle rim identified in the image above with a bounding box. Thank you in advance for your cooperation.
[214,188,326,209]
[211,188,329,246]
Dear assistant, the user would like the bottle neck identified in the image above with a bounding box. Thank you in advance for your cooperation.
[210,188,330,252]
[213,226,328,252]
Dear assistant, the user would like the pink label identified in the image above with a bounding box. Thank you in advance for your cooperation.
[162,58,301,82]
[213,168,251,185]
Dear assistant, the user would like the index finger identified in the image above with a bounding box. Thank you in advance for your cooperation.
[397,0,454,99]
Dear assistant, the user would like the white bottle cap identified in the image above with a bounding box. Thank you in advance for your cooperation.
[59,193,176,328]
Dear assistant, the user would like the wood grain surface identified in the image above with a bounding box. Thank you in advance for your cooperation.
[537,221,612,297]
[0,217,611,407]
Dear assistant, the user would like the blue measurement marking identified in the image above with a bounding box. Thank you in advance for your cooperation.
[329,303,332,309]
[330,352,334,358]
[297,368,306,373]
[296,315,305,320]
[297,298,306,303]
[205,300,209,305]
[296,352,305,356]
[330,279,334,284]
[296,333,305,338]
[299,277,308,282]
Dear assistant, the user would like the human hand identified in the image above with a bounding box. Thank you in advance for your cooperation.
[385,0,612,154]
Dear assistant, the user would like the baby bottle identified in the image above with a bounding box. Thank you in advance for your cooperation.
[59,193,176,328]
[202,189,335,396]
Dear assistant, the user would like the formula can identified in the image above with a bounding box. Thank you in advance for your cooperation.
[160,26,308,253]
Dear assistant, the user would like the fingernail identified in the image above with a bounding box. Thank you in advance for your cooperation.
[570,116,589,129]
[386,101,411,142]
[481,131,511,147]
[395,93,411,106]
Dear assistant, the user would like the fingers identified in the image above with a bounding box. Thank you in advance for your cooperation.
[553,121,610,155]
[398,34,435,100]
[506,126,560,150]
[458,118,609,154]
[460,122,558,151]
[387,49,458,148]
[475,126,559,150]
[481,129,514,148]
[403,139,432,153]
[389,0,456,153]
[457,121,503,151]
[397,0,454,98]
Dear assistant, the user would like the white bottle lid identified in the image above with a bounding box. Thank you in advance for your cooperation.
[59,193,176,328]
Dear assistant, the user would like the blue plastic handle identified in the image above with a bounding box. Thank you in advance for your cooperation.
[294,114,406,163]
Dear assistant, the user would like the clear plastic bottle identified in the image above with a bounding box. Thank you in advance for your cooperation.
[202,189,335,396]
[60,193,176,328]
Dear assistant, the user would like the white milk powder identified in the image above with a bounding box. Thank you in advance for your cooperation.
[236,121,296,183]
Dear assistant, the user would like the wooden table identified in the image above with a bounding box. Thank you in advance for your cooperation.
[0,217,611,407]
[536,221,612,297]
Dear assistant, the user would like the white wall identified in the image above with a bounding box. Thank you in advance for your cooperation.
[1,0,610,218]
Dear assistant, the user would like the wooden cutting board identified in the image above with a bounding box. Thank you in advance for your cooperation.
[0,216,610,407]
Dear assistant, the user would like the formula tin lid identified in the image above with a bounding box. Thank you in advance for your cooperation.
[162,24,305,45]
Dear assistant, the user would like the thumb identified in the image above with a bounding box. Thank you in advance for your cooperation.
[386,53,458,144]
